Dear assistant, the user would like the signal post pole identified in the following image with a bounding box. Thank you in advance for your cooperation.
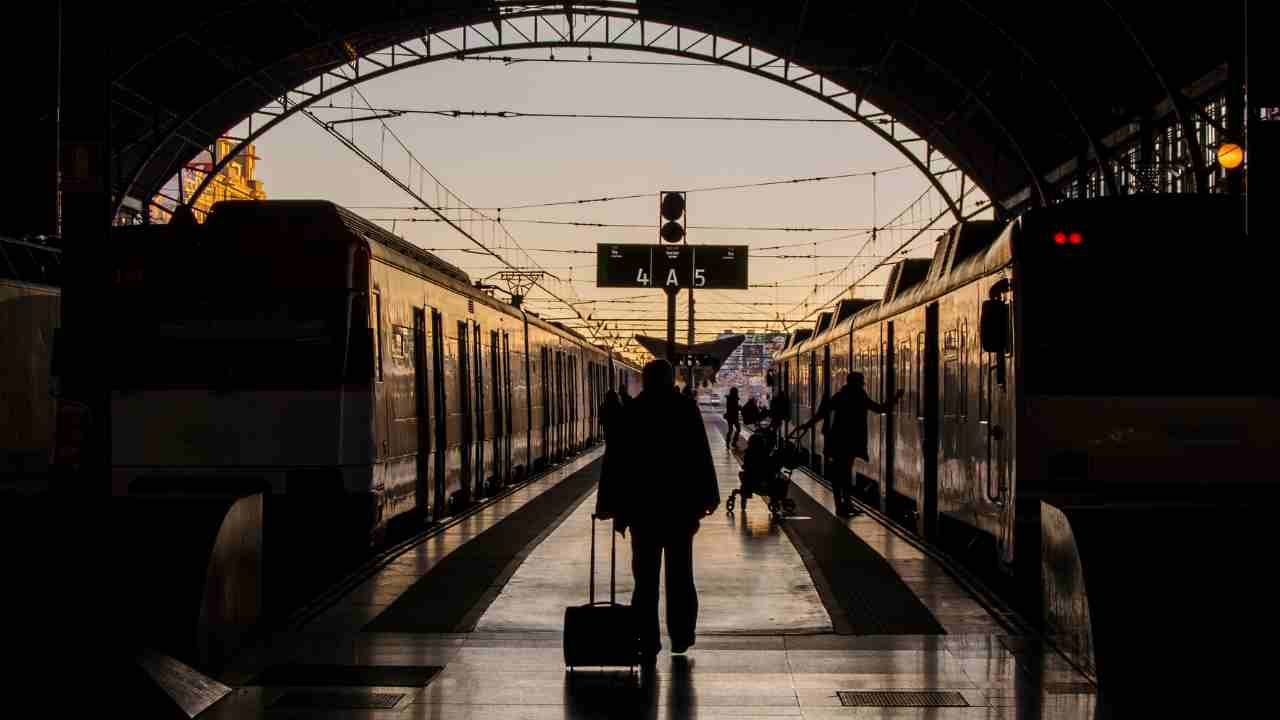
[687,288,695,387]
[666,286,677,363]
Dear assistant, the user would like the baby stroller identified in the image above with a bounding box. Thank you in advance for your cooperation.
[726,422,804,520]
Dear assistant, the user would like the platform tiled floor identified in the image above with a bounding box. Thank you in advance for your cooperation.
[211,414,1098,718]
[476,417,831,635]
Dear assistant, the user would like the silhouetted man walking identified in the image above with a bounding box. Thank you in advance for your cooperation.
[596,359,719,664]
[795,372,902,516]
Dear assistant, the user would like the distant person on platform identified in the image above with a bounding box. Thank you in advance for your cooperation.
[769,388,790,428]
[600,386,622,440]
[794,372,902,517]
[682,383,694,399]
[741,396,761,427]
[595,359,720,665]
[724,387,741,447]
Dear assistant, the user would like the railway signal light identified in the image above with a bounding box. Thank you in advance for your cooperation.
[659,191,686,243]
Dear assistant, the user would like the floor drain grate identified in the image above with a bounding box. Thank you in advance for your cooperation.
[271,690,405,709]
[837,690,969,707]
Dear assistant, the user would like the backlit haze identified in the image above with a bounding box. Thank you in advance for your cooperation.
[241,48,990,354]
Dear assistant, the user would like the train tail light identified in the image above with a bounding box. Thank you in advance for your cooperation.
[1054,231,1084,246]
[51,400,91,470]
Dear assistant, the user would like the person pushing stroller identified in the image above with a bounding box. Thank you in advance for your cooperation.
[728,420,800,517]
[732,432,774,512]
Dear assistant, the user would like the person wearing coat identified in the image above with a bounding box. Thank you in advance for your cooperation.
[794,372,902,516]
[723,387,741,447]
[595,359,720,664]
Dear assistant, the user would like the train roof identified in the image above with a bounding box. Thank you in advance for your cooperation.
[209,201,610,354]
[207,200,471,284]
[0,234,62,288]
[772,196,1251,364]
[774,218,1012,361]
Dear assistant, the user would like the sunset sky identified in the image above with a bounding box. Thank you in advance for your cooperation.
[238,47,989,346]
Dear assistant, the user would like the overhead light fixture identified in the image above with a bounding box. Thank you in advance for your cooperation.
[1217,142,1244,170]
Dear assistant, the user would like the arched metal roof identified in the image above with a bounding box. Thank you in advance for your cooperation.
[18,1,1248,233]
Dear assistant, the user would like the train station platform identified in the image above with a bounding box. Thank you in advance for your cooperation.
[191,413,1099,719]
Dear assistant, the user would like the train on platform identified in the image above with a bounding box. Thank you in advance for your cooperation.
[771,194,1271,638]
[74,200,639,550]
[0,235,61,491]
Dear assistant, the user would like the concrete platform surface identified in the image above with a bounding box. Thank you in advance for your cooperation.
[206,413,1097,718]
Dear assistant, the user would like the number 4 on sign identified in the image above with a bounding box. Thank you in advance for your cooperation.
[636,268,650,286]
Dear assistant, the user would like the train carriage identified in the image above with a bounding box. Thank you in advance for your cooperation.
[89,200,636,553]
[1,236,62,489]
[773,195,1269,629]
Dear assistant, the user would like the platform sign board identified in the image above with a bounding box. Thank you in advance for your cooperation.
[596,244,748,289]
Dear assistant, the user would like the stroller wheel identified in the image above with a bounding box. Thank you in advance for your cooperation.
[783,498,797,513]
[726,492,736,513]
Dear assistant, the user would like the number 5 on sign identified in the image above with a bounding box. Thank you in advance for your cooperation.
[637,268,650,286]
[694,268,706,287]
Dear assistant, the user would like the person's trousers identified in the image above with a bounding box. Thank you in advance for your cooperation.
[826,454,854,508]
[629,525,698,654]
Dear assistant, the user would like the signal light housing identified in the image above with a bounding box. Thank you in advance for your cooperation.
[659,191,687,244]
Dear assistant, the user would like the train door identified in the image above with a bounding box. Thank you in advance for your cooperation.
[502,332,513,485]
[540,346,550,469]
[921,303,940,538]
[781,360,791,435]
[473,323,486,495]
[456,321,473,504]
[807,352,817,468]
[431,310,447,520]
[571,355,580,450]
[980,278,1014,565]
[820,345,832,475]
[371,289,389,463]
[882,322,896,515]
[489,330,503,489]
[555,351,564,460]
[412,308,432,518]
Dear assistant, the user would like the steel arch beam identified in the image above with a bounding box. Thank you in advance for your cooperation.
[144,9,972,222]
[1099,0,1209,194]
[951,0,1121,201]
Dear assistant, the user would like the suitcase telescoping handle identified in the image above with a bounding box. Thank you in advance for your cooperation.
[589,513,616,605]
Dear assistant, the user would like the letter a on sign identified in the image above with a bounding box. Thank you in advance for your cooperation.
[666,269,679,286]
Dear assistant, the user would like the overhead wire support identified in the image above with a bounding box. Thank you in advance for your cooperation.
[309,105,869,124]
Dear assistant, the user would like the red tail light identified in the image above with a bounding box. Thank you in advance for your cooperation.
[1069,232,1083,245]
[52,400,91,469]
[1054,232,1067,245]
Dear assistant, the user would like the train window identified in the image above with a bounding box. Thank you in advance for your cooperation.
[898,340,911,412]
[979,346,990,422]
[392,326,412,365]
[943,329,960,417]
[960,318,969,417]
[372,290,383,382]
[916,333,925,418]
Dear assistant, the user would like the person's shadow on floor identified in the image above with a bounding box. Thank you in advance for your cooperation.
[562,656,698,719]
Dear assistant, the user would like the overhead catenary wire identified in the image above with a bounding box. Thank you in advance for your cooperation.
[370,217,923,233]
[311,105,868,124]
[344,164,912,212]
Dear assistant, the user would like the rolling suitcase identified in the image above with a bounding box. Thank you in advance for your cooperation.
[563,513,637,670]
